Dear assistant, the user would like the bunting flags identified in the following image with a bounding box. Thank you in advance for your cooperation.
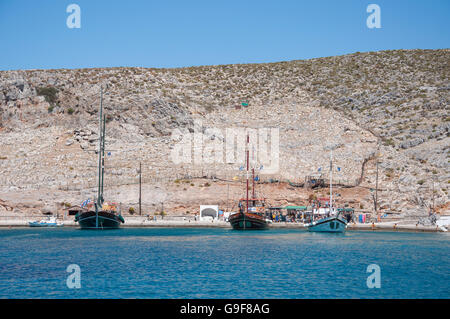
[81,199,90,208]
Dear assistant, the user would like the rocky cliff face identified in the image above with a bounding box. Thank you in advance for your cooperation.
[0,49,448,218]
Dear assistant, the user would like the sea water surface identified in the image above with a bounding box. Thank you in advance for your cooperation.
[0,227,448,299]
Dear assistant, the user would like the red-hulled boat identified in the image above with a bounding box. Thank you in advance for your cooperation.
[228,134,269,230]
[229,198,268,230]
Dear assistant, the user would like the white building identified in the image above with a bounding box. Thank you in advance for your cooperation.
[199,205,219,221]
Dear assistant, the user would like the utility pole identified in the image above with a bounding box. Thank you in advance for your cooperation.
[375,159,379,215]
[139,161,142,216]
[226,175,230,212]
[329,148,333,212]
[432,176,435,215]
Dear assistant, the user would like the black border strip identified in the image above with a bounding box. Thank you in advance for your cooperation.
[1,299,447,317]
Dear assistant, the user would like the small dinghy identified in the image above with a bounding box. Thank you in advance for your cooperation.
[29,216,63,227]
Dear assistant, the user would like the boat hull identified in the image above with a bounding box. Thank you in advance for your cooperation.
[75,211,124,229]
[307,216,347,233]
[29,222,63,227]
[229,213,269,230]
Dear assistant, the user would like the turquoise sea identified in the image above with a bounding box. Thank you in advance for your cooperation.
[0,227,448,299]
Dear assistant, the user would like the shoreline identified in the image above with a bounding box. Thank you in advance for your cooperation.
[0,218,446,233]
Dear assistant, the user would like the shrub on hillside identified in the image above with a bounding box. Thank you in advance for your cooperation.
[37,86,58,104]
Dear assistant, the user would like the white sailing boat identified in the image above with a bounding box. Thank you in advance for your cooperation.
[306,148,347,233]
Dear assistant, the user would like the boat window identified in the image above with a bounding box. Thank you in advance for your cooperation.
[330,222,335,229]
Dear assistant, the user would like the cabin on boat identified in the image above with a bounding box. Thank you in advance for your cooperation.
[67,205,87,216]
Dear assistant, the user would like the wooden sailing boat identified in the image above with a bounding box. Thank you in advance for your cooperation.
[74,87,125,229]
[228,134,268,230]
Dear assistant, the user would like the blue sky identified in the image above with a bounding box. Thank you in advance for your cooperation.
[0,0,448,70]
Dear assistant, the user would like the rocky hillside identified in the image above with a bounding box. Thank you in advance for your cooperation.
[0,49,448,218]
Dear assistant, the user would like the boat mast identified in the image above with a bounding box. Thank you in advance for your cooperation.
[226,178,229,212]
[251,141,257,203]
[97,87,104,209]
[100,114,106,204]
[94,87,104,228]
[252,168,255,200]
[329,148,333,214]
[246,133,249,215]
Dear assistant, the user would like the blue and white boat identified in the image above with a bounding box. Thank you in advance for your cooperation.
[306,148,347,233]
[306,208,347,233]
[29,216,63,227]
